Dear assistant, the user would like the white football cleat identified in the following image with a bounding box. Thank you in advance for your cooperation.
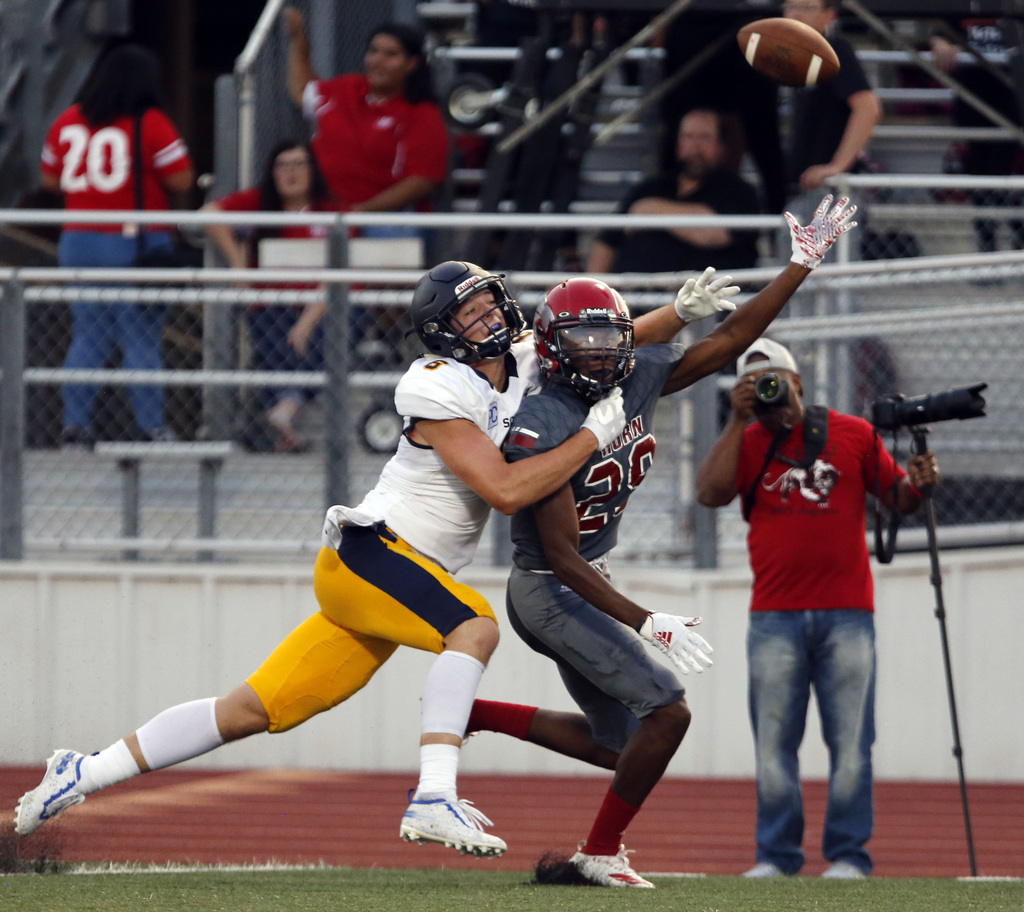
[14,749,87,836]
[400,791,507,857]
[570,842,655,888]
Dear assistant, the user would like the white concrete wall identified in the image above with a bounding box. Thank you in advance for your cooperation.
[2,547,1022,782]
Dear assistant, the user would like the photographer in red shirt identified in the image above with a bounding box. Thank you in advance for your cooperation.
[696,338,938,880]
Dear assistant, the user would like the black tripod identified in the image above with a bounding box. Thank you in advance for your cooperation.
[910,426,978,876]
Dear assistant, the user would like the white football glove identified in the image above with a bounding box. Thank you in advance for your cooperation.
[638,612,714,675]
[674,266,740,322]
[784,193,858,269]
[580,387,626,450]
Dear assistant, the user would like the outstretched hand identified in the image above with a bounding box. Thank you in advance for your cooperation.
[674,266,740,322]
[784,194,857,270]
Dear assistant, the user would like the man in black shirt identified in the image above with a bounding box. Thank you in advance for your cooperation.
[587,108,761,274]
[785,0,881,194]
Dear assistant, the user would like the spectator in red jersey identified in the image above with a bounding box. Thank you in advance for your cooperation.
[695,338,939,880]
[201,139,339,453]
[284,9,449,221]
[41,44,194,448]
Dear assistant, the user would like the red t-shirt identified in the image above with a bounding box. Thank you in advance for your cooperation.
[303,73,448,208]
[41,105,193,232]
[735,410,906,613]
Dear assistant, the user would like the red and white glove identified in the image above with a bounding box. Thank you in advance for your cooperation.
[674,266,740,322]
[784,194,858,269]
[638,613,714,675]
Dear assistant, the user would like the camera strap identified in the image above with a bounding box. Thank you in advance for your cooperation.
[873,427,902,564]
[742,406,829,521]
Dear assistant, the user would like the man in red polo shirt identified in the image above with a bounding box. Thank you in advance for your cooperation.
[285,8,448,214]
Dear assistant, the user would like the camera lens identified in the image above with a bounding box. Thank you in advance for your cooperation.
[754,372,789,409]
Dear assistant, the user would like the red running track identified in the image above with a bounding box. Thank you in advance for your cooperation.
[3,767,1022,878]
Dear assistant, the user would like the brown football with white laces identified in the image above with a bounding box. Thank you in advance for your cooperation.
[737,17,840,87]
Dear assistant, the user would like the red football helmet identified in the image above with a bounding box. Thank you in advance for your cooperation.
[534,278,635,401]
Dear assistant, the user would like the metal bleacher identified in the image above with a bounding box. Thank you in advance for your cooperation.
[418,0,1024,268]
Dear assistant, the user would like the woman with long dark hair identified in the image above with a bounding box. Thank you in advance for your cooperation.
[284,10,448,214]
[201,139,339,452]
[41,44,194,446]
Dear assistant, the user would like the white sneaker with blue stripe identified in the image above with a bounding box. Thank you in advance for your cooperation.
[400,791,507,857]
[14,749,87,836]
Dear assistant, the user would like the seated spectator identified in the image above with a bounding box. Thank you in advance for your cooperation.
[658,10,786,213]
[784,0,881,197]
[201,140,339,453]
[40,44,194,448]
[284,9,449,223]
[587,108,760,274]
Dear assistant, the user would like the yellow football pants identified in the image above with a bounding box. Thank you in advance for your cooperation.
[248,529,495,733]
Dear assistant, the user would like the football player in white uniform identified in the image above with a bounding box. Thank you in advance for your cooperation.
[14,259,733,858]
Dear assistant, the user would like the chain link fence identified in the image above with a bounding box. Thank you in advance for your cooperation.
[2,206,1024,568]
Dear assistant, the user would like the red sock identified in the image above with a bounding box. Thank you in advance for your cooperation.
[583,788,640,856]
[466,699,538,740]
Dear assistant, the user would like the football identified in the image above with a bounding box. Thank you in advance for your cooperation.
[737,17,840,87]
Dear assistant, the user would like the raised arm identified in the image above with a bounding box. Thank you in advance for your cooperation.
[285,7,317,108]
[633,266,739,346]
[661,194,857,395]
[695,377,758,507]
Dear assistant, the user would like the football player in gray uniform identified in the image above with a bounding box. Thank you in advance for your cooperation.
[469,194,857,887]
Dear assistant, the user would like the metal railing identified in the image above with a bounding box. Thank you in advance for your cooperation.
[2,191,1024,565]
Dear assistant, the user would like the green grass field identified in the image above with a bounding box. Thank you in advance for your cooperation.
[2,866,1021,912]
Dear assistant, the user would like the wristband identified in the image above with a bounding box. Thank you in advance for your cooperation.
[637,613,653,639]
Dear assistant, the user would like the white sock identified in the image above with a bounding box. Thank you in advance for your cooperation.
[77,739,140,795]
[134,697,224,771]
[414,743,461,799]
[413,650,484,799]
[420,650,485,738]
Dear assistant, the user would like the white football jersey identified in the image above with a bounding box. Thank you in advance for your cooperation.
[339,338,540,574]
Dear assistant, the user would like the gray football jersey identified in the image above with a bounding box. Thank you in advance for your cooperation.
[506,344,685,569]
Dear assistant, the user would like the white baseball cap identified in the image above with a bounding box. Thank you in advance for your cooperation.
[737,338,798,375]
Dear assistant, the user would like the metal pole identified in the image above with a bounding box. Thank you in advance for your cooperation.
[323,220,351,510]
[198,457,221,562]
[910,426,978,877]
[691,374,719,569]
[0,278,26,559]
[118,458,140,562]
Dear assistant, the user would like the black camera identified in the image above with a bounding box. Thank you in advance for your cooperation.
[871,383,987,430]
[754,372,790,410]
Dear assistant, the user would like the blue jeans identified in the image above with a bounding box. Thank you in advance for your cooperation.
[747,609,876,875]
[60,230,173,433]
[246,307,324,411]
